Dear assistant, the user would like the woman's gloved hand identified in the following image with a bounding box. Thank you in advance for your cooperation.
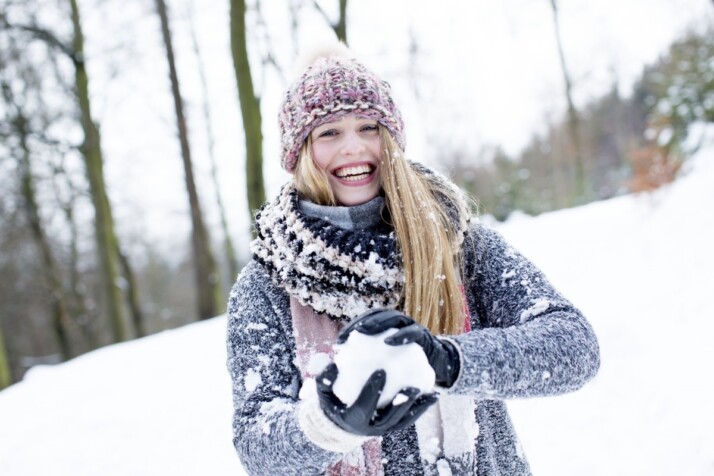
[315,363,438,437]
[338,309,461,388]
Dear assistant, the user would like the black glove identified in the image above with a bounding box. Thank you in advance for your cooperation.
[338,309,461,388]
[315,363,438,437]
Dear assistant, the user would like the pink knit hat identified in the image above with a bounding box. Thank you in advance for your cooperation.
[278,54,406,172]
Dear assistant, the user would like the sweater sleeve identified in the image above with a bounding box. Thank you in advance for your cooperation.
[226,261,350,475]
[447,223,600,400]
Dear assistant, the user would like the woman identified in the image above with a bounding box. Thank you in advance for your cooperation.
[226,49,600,475]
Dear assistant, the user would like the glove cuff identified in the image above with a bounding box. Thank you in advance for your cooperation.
[298,381,371,453]
[436,337,463,388]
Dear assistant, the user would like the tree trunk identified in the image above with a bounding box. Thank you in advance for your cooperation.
[118,249,146,337]
[230,0,266,224]
[69,0,126,342]
[189,13,239,285]
[312,0,349,44]
[0,322,11,390]
[15,112,73,360]
[335,0,348,44]
[155,0,222,319]
[549,0,586,203]
[57,181,98,349]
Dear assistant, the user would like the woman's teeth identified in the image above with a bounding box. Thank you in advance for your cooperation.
[335,165,373,181]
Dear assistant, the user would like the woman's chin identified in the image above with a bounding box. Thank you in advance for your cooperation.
[334,187,381,207]
[331,175,381,206]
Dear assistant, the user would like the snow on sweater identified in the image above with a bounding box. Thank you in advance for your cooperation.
[226,222,600,475]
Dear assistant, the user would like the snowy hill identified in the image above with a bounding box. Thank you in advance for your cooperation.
[1,146,713,475]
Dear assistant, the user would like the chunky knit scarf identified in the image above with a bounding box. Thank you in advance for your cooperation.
[251,183,404,321]
[251,163,471,321]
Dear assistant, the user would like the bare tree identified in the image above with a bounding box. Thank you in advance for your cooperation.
[0,323,10,390]
[3,1,132,343]
[188,9,239,285]
[0,22,77,359]
[549,0,586,202]
[68,0,128,340]
[155,0,222,319]
[312,0,348,44]
[49,155,99,348]
[230,0,266,224]
[15,108,73,359]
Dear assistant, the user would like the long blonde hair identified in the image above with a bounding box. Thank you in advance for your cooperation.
[294,128,467,336]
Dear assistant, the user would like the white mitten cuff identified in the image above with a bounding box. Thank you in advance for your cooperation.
[297,380,370,453]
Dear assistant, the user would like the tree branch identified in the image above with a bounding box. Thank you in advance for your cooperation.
[0,14,77,63]
[311,0,334,28]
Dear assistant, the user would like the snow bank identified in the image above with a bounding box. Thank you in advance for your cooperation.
[501,148,714,475]
[0,318,245,475]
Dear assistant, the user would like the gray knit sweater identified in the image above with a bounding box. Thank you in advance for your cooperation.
[226,199,600,475]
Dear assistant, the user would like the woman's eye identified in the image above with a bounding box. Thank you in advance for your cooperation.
[317,129,337,138]
[361,124,378,132]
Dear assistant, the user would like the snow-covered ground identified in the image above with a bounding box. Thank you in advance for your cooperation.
[1,146,713,475]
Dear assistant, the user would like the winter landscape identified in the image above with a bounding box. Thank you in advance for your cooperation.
[1,143,712,475]
[1,0,713,474]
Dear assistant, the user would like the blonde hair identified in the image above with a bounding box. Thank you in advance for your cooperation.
[294,128,467,336]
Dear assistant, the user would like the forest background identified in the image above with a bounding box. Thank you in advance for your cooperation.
[0,0,712,388]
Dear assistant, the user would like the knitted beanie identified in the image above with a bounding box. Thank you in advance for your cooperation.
[278,54,406,173]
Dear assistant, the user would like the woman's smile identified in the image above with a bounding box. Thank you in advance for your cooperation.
[333,163,375,181]
[310,115,382,206]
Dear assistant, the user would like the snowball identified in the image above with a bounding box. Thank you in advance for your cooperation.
[332,329,435,408]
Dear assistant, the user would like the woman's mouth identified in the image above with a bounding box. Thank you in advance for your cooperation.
[333,164,375,182]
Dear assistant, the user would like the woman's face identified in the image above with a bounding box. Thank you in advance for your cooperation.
[310,115,382,206]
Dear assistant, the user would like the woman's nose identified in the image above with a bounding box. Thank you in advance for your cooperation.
[339,131,365,155]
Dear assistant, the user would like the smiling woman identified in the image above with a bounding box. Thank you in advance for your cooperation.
[304,116,383,206]
[225,45,600,476]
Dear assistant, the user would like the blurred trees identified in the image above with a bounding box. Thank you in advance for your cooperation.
[231,0,266,225]
[0,326,10,389]
[449,26,713,220]
[548,0,586,204]
[642,25,714,147]
[13,95,73,359]
[188,8,240,285]
[68,0,131,342]
[155,0,222,319]
[0,0,234,385]
[312,0,349,44]
[627,27,714,192]
[1,0,105,380]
